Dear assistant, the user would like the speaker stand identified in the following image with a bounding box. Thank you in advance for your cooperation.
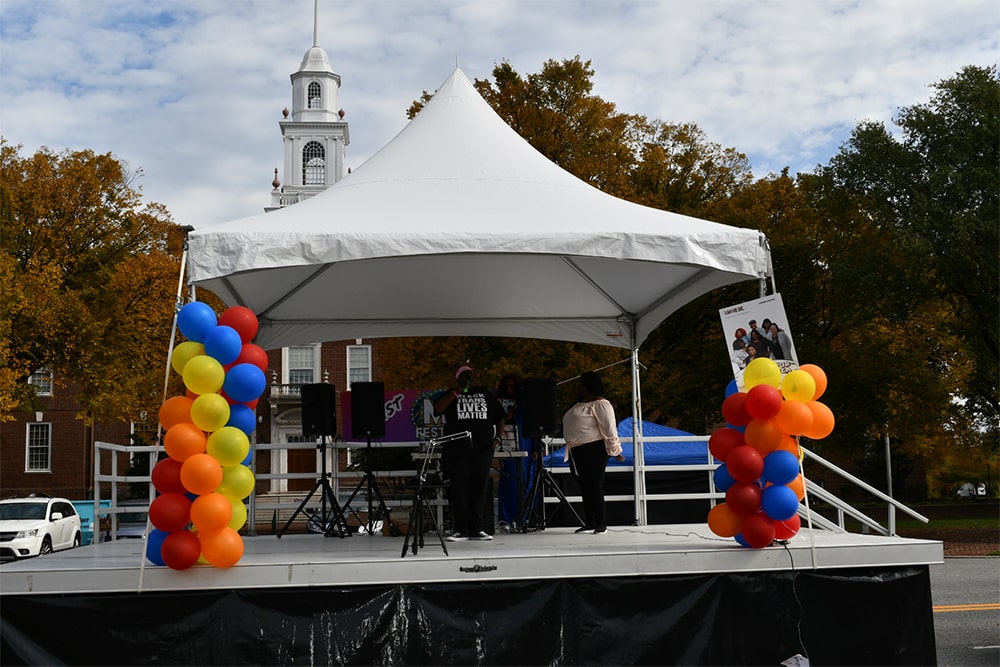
[331,432,400,537]
[521,433,585,531]
[277,436,347,539]
[401,434,458,558]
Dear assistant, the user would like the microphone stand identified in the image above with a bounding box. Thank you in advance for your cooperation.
[401,430,470,558]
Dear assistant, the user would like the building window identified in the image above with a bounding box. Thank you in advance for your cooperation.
[307,81,322,109]
[287,346,316,385]
[26,423,52,472]
[303,142,325,185]
[347,345,371,387]
[28,367,53,396]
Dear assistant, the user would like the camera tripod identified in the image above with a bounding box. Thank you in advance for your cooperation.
[401,430,469,558]
[520,432,585,531]
[277,435,348,539]
[330,431,400,537]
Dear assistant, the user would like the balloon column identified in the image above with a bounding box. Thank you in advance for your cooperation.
[148,303,267,569]
[707,359,833,548]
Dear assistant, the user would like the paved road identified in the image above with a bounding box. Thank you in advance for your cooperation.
[930,557,1000,667]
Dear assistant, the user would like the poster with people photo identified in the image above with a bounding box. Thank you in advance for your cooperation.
[719,293,799,391]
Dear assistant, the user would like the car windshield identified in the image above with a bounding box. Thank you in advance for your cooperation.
[0,503,47,520]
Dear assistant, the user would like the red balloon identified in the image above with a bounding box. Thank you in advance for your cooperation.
[726,445,764,483]
[226,343,269,373]
[218,306,259,344]
[721,392,752,427]
[709,428,745,463]
[725,482,763,516]
[774,513,801,540]
[151,458,186,495]
[149,492,192,532]
[161,530,202,570]
[745,384,783,421]
[742,513,776,548]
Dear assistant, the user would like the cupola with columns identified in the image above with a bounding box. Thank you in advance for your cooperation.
[267,1,349,211]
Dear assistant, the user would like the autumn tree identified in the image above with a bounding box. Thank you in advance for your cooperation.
[0,140,183,424]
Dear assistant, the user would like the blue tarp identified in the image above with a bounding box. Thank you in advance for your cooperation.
[544,417,709,467]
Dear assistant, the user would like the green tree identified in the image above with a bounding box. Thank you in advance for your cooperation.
[804,65,999,466]
[0,140,183,424]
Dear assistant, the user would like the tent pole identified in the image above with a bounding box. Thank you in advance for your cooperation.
[631,340,646,527]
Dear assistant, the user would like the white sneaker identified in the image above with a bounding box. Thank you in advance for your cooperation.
[471,531,493,541]
[446,532,468,542]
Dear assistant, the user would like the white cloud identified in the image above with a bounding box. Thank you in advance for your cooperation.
[1,0,996,227]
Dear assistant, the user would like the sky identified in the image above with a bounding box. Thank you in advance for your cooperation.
[1,0,997,230]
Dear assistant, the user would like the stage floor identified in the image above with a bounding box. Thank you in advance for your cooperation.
[0,523,943,596]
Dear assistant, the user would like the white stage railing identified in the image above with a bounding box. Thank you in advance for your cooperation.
[93,436,928,538]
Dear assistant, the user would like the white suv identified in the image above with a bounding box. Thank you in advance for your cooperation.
[0,496,83,562]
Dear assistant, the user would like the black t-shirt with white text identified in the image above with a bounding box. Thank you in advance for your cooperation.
[440,387,505,448]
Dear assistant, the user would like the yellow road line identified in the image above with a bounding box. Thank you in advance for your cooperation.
[933,603,1000,613]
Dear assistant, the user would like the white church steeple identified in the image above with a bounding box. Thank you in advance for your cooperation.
[267,0,349,211]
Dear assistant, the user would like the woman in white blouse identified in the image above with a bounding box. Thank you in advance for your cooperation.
[561,371,625,535]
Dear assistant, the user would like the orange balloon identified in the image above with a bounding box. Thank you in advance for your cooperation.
[774,400,814,436]
[798,364,828,401]
[707,502,744,537]
[180,453,223,495]
[190,492,233,535]
[199,527,244,568]
[787,474,806,501]
[744,418,783,454]
[776,434,801,458]
[164,422,207,461]
[803,401,835,439]
[159,396,195,430]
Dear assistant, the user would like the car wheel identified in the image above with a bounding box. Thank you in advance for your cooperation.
[40,536,53,556]
[73,532,82,548]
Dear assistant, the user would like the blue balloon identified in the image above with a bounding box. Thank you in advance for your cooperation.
[145,528,168,566]
[177,302,217,343]
[725,379,738,398]
[241,449,254,467]
[224,363,267,403]
[713,463,736,492]
[734,533,750,548]
[204,325,243,365]
[763,450,800,486]
[761,484,800,521]
[226,402,257,435]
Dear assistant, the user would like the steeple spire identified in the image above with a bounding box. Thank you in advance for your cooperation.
[313,0,319,47]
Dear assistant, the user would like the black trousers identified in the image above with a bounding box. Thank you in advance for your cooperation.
[442,440,495,535]
[568,440,610,530]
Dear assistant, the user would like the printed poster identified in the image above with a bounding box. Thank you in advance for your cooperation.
[719,293,799,391]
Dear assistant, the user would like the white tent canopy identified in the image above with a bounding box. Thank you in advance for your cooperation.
[187,68,771,352]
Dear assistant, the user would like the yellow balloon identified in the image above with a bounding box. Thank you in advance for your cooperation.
[743,357,781,389]
[190,392,231,432]
[182,354,225,395]
[781,369,818,403]
[171,341,205,375]
[228,497,248,531]
[207,426,250,466]
[218,464,256,500]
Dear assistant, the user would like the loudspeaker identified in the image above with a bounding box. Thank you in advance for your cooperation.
[301,383,336,437]
[522,377,557,437]
[351,381,385,439]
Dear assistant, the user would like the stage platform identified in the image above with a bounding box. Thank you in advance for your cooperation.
[0,523,942,595]
[1,525,943,665]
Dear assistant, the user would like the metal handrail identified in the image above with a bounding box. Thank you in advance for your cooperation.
[92,436,929,538]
